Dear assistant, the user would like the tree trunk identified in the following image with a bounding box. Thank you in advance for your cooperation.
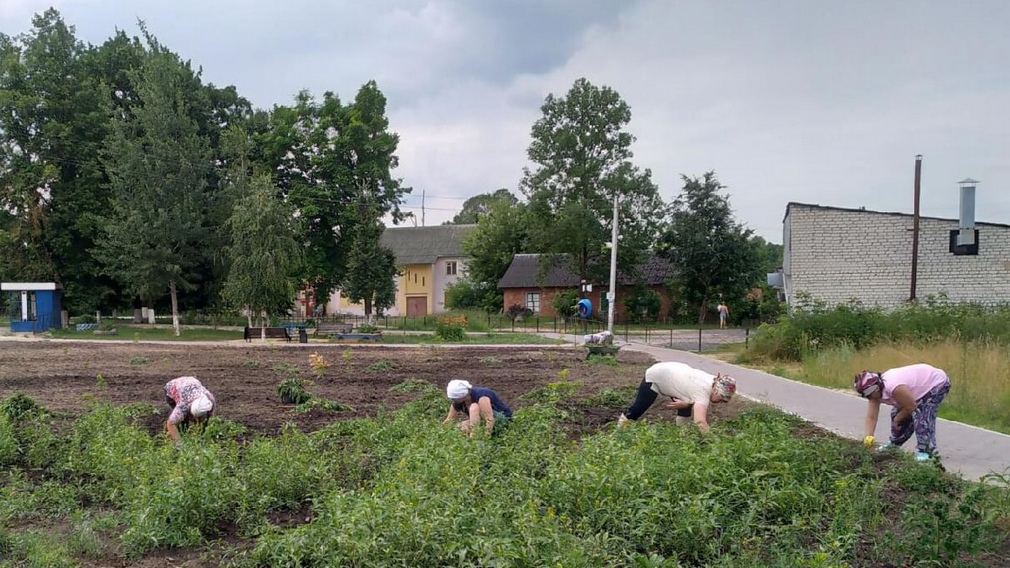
[364,296,373,325]
[170,281,181,337]
[260,311,267,341]
[697,297,709,325]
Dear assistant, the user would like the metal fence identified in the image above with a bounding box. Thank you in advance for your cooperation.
[270,313,751,353]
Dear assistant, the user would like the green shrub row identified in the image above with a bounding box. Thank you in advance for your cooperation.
[748,293,1010,361]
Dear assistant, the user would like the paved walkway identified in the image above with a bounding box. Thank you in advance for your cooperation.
[615,340,1010,482]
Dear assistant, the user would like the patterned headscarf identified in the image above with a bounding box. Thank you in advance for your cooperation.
[713,374,736,401]
[853,371,882,398]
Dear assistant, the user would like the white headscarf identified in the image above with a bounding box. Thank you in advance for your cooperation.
[446,379,472,399]
[190,395,214,418]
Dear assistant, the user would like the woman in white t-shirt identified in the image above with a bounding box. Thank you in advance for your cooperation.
[854,363,951,461]
[617,361,736,434]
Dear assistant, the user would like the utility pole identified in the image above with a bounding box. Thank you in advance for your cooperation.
[607,193,619,333]
[910,155,922,302]
[421,189,426,227]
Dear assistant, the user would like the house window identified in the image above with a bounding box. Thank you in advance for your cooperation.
[446,261,458,276]
[525,292,540,313]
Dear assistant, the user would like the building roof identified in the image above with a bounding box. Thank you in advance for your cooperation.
[497,253,675,289]
[784,202,1010,229]
[379,224,476,265]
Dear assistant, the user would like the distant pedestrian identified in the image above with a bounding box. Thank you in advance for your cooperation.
[443,379,513,437]
[164,376,216,445]
[618,361,736,434]
[717,301,730,329]
[854,363,951,462]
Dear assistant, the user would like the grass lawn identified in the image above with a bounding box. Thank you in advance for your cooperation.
[48,324,244,342]
[375,332,566,345]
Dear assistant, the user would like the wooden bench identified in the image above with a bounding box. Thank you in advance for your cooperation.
[315,323,353,337]
[244,326,292,342]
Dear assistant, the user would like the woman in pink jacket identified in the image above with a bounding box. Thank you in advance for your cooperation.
[854,363,951,461]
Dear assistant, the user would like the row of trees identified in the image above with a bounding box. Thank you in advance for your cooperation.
[446,79,781,323]
[0,10,405,334]
[2,10,780,329]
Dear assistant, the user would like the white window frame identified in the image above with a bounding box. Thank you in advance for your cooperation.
[525,292,540,313]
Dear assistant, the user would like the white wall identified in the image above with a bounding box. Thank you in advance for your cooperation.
[783,204,1010,309]
[433,257,467,313]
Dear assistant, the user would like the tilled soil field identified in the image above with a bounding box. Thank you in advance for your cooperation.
[0,339,749,437]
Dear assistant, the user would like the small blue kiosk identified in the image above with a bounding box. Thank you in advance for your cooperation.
[2,282,63,333]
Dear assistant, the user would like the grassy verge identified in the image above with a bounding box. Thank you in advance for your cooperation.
[48,325,244,342]
[374,332,565,345]
[737,340,1010,434]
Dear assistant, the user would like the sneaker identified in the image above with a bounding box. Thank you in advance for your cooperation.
[617,414,630,428]
[915,451,930,462]
[877,443,899,452]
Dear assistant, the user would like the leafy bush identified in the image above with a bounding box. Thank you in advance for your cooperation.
[623,285,662,323]
[277,378,313,404]
[552,289,580,318]
[507,303,533,322]
[444,277,502,313]
[747,293,1010,362]
[434,315,467,342]
[1,393,48,422]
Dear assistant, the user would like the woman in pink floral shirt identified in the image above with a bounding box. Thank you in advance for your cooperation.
[164,376,216,444]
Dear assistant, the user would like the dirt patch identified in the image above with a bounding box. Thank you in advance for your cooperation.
[0,341,657,437]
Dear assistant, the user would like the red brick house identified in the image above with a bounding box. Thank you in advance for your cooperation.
[497,253,675,320]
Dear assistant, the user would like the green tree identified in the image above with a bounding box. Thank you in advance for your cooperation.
[460,196,531,311]
[97,37,213,336]
[658,172,762,324]
[520,78,666,285]
[257,82,410,301]
[445,188,517,225]
[0,9,116,311]
[222,174,301,334]
[341,197,398,322]
[751,235,784,274]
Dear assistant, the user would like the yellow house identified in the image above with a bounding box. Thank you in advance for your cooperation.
[330,224,475,317]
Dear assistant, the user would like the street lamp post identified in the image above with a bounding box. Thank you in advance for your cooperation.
[607,194,619,334]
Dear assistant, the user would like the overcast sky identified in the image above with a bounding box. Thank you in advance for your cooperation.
[3,1,1009,243]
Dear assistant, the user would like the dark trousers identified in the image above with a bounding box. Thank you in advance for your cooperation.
[624,378,692,420]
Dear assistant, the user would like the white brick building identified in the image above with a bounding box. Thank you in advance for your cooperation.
[782,202,1010,310]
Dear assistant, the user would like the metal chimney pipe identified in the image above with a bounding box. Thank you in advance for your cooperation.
[958,178,979,246]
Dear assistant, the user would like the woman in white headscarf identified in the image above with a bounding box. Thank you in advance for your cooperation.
[164,376,216,445]
[442,379,513,437]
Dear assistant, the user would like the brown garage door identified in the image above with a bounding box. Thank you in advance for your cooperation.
[406,296,427,317]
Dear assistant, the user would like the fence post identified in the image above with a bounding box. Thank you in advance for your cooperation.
[698,328,702,352]
[669,327,673,347]
[625,320,629,342]
[745,328,749,349]
[536,317,539,333]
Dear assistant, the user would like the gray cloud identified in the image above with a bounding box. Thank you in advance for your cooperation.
[3,0,1009,240]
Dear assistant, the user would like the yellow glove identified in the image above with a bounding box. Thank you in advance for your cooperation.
[862,435,875,449]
